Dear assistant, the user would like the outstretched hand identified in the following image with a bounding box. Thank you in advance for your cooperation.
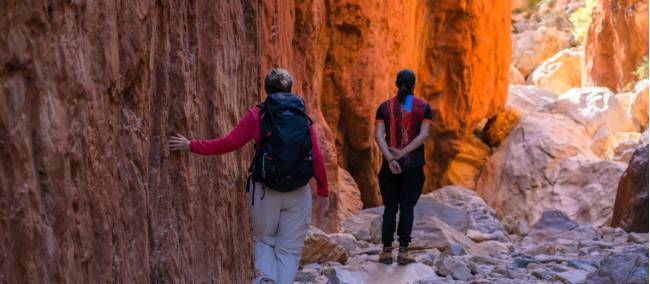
[169,133,190,151]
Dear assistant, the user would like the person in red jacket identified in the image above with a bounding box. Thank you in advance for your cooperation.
[169,68,329,284]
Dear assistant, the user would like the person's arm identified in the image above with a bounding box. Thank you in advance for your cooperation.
[375,122,395,162]
[375,121,402,174]
[168,109,256,155]
[309,126,329,197]
[389,122,430,159]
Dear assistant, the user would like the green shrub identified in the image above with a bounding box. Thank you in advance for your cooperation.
[569,0,596,43]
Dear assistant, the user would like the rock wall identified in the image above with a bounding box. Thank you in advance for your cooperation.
[259,0,512,206]
[1,0,513,281]
[583,0,649,92]
[612,145,649,232]
[0,0,257,282]
[416,0,512,191]
[258,0,363,231]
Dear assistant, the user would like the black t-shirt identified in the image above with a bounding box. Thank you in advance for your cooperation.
[376,96,433,167]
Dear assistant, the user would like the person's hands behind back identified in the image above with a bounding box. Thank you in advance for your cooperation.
[388,160,402,174]
[389,147,406,160]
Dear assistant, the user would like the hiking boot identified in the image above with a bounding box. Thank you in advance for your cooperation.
[378,247,393,264]
[397,248,416,265]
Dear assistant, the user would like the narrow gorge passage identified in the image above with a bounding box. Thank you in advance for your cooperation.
[1,0,648,283]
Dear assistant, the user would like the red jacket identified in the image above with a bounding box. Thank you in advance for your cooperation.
[189,107,329,197]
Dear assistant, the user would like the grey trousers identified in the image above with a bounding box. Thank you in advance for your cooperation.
[251,183,312,284]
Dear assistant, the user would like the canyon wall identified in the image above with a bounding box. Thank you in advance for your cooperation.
[583,0,649,92]
[259,0,511,208]
[1,0,513,281]
[0,0,257,282]
[415,0,512,191]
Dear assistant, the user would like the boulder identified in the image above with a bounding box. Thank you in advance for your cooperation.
[611,145,649,232]
[435,257,473,281]
[329,233,358,254]
[585,249,649,283]
[301,227,349,265]
[408,217,486,256]
[427,186,509,242]
[528,48,582,95]
[512,26,573,76]
[597,131,643,162]
[476,111,627,227]
[583,0,649,92]
[544,87,639,159]
[530,210,579,233]
[510,65,526,84]
[477,240,512,257]
[341,209,383,242]
[484,107,522,147]
[507,85,558,114]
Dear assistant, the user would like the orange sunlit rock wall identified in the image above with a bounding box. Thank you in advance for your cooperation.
[260,0,511,208]
[416,1,512,192]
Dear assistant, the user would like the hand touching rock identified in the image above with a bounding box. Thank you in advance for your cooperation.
[169,133,190,151]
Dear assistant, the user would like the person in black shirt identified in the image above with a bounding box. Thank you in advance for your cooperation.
[374,69,432,265]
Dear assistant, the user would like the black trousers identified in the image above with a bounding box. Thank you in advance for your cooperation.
[378,163,424,248]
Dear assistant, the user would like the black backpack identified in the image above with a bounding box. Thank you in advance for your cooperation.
[247,93,314,203]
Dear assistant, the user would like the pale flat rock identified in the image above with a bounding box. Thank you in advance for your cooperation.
[332,262,440,284]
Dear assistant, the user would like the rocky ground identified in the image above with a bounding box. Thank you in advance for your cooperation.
[296,187,649,284]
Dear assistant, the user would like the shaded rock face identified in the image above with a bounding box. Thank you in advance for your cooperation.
[583,0,649,92]
[612,145,649,232]
[0,0,257,282]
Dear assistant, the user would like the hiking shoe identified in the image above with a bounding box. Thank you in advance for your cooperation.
[378,248,393,264]
[397,248,416,265]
